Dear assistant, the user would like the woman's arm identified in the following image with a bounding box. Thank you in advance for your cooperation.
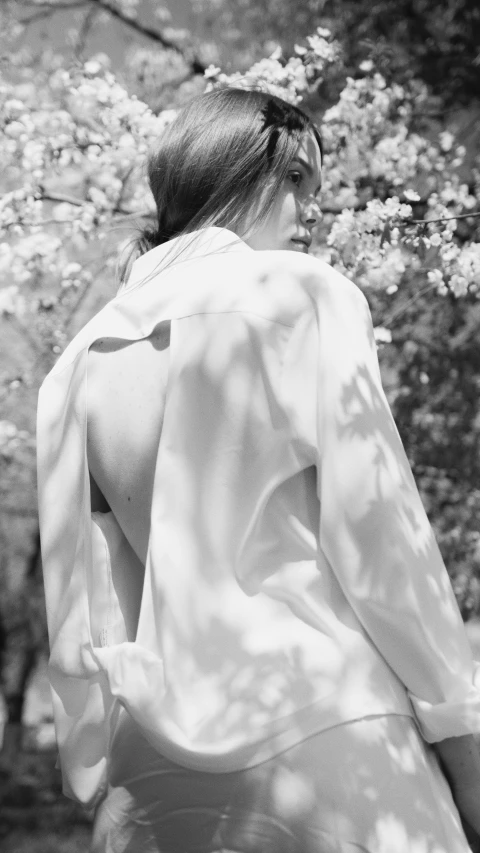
[311,266,480,742]
[435,734,480,838]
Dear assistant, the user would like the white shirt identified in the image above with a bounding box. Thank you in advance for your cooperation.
[37,227,480,808]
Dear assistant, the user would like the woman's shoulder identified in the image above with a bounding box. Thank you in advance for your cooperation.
[226,249,366,325]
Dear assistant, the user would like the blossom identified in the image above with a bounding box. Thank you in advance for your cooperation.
[206,28,342,103]
[374,326,393,344]
[439,131,455,152]
[0,420,20,452]
[427,269,446,294]
[205,51,307,103]
[61,262,92,290]
[449,274,469,297]
[0,285,26,316]
[1,22,478,342]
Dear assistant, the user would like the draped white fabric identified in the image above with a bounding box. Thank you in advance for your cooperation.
[37,228,480,808]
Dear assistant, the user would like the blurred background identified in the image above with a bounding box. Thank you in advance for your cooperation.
[1,1,480,850]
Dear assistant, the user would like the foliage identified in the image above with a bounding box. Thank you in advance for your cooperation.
[1,28,478,322]
[0,745,91,851]
[366,278,480,620]
[192,0,480,104]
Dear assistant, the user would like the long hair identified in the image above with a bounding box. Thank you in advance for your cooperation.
[120,88,322,284]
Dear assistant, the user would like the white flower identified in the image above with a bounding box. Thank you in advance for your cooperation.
[0,420,18,451]
[84,60,102,76]
[449,274,469,297]
[87,186,109,208]
[439,131,454,152]
[427,268,443,283]
[0,285,26,317]
[4,99,25,119]
[53,203,75,221]
[63,262,82,278]
[374,326,392,344]
[5,121,25,139]
[204,64,221,79]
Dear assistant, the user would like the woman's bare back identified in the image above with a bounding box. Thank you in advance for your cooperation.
[86,322,170,565]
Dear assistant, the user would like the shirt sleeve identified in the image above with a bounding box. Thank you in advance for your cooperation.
[310,266,480,742]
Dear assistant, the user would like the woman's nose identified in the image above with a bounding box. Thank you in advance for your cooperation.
[301,196,322,226]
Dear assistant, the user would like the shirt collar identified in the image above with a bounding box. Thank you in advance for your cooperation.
[127,227,253,291]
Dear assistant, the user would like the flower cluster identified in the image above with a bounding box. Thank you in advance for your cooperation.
[205,50,308,104]
[1,26,479,345]
[0,420,31,460]
[0,283,26,318]
[326,197,413,291]
[0,233,62,286]
[430,243,480,297]
[0,189,44,235]
[293,27,343,83]
[326,188,479,296]
[205,27,342,104]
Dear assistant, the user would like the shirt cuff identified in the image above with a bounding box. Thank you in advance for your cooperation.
[408,661,480,742]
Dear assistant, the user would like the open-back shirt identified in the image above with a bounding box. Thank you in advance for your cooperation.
[37,227,480,808]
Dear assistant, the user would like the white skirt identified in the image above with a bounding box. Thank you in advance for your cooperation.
[92,711,471,853]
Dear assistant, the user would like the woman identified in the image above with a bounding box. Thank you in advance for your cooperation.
[37,88,480,852]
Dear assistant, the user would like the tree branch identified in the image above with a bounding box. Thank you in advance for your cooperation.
[17,0,206,75]
[321,200,367,214]
[74,3,98,59]
[409,211,480,225]
[20,1,87,25]
[18,193,480,231]
[17,0,83,6]
[40,190,136,217]
[86,0,206,75]
[38,191,84,206]
[321,199,480,227]
[384,280,439,328]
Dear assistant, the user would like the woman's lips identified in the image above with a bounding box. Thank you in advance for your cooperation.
[291,238,310,252]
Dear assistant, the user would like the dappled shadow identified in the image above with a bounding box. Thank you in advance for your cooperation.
[71,248,476,850]
[319,303,474,694]
[92,712,470,853]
